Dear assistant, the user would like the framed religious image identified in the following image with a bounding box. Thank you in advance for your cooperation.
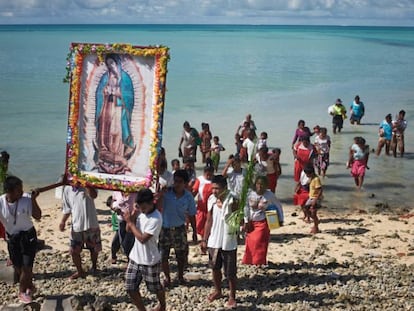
[64,43,169,191]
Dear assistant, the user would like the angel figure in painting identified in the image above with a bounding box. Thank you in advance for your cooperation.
[95,54,136,174]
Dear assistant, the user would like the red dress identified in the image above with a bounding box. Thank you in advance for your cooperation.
[242,219,270,265]
[192,176,212,236]
[293,142,315,182]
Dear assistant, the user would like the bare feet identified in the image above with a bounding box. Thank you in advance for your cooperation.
[69,271,86,280]
[226,298,237,309]
[310,227,321,234]
[207,291,223,302]
[151,303,166,311]
[302,217,311,224]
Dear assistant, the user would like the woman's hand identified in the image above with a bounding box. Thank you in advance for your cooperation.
[244,221,253,233]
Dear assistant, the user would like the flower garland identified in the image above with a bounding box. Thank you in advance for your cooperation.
[64,43,169,192]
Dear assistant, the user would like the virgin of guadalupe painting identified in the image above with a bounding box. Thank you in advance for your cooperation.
[65,43,169,191]
[95,54,136,174]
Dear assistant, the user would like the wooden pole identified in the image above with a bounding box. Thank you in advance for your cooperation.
[36,182,65,193]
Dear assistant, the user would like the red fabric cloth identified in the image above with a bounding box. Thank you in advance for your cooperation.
[351,159,366,177]
[0,222,5,240]
[193,178,212,236]
[242,219,270,265]
[293,143,315,182]
[267,172,278,193]
[293,188,310,206]
[196,210,207,236]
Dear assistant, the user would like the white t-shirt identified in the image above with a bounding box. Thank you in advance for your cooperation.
[62,186,99,232]
[129,209,162,265]
[314,135,331,154]
[206,194,238,251]
[255,154,276,175]
[257,138,267,150]
[242,138,256,161]
[299,170,311,186]
[159,170,174,188]
[211,142,224,156]
[0,194,34,235]
[226,169,245,199]
[244,189,284,223]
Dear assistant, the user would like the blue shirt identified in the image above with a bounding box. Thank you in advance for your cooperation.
[161,188,196,228]
[379,120,393,140]
[350,101,365,118]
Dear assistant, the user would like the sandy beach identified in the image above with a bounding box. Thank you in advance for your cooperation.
[1,189,413,310]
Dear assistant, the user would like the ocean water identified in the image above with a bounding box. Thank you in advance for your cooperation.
[0,24,413,212]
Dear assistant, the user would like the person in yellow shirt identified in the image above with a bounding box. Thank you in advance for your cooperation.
[329,98,347,134]
[303,165,323,234]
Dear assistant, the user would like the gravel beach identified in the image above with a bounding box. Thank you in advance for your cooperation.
[1,192,413,310]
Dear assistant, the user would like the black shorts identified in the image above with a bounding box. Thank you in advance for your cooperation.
[332,115,344,128]
[7,227,37,268]
[208,248,237,279]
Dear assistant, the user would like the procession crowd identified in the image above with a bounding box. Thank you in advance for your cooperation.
[0,95,408,309]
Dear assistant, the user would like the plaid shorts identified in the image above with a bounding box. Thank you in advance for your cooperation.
[125,260,162,293]
[70,227,102,255]
[208,248,237,279]
[159,225,187,261]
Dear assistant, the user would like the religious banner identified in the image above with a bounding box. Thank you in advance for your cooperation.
[64,43,169,191]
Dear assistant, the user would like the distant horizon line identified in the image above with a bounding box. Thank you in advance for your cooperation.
[0,23,413,28]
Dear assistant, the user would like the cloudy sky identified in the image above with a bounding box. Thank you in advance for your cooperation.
[0,0,413,26]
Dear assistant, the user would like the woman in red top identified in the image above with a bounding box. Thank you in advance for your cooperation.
[292,136,316,182]
[192,165,214,239]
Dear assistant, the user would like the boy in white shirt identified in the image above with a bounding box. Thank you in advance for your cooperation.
[124,188,165,311]
[201,175,239,309]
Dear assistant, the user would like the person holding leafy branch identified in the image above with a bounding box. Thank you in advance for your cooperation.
[201,175,238,309]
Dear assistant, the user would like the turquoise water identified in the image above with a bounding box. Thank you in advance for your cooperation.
[0,25,413,211]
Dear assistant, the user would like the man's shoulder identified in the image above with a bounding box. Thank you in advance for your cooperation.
[166,188,193,199]
[148,209,162,220]
[207,193,217,204]
[19,195,32,203]
[183,188,194,198]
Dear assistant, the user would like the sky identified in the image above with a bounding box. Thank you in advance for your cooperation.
[0,0,413,26]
